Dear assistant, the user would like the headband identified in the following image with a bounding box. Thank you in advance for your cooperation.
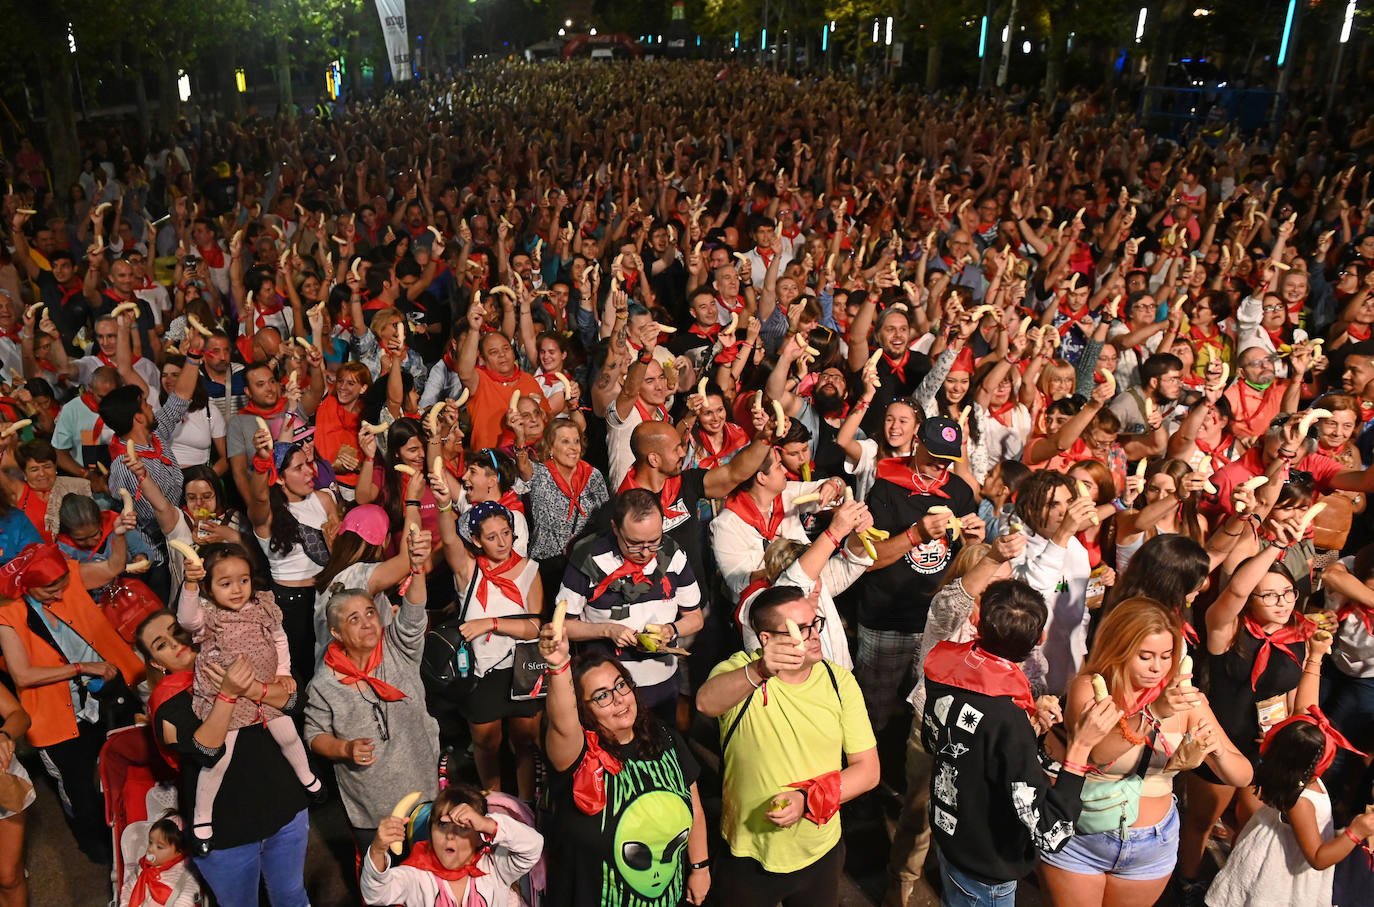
[1259,705,1365,779]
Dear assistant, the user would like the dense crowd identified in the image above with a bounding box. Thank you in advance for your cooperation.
[0,58,1372,907]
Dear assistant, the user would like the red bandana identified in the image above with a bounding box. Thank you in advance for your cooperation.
[689,322,721,341]
[618,468,686,519]
[874,458,951,498]
[572,729,623,815]
[923,639,1036,721]
[497,489,526,516]
[1340,601,1374,636]
[239,398,287,419]
[402,839,488,882]
[633,398,669,424]
[129,854,185,907]
[883,350,911,384]
[1261,705,1365,778]
[475,555,524,610]
[323,640,407,701]
[723,492,785,543]
[110,434,176,468]
[1243,614,1313,690]
[694,423,748,470]
[197,243,226,269]
[548,460,595,521]
[147,671,195,771]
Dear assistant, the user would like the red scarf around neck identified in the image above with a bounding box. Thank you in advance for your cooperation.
[573,729,623,814]
[475,555,524,610]
[128,854,185,907]
[323,639,407,701]
[1243,614,1313,690]
[110,433,176,468]
[618,468,685,519]
[723,491,785,543]
[695,423,748,470]
[548,460,595,521]
[883,349,911,384]
[402,839,488,883]
[239,397,287,419]
[923,639,1036,721]
[875,458,952,498]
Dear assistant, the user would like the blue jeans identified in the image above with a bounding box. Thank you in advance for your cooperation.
[937,849,1017,907]
[193,808,311,907]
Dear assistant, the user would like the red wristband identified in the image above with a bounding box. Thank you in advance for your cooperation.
[823,529,843,548]
[547,659,571,676]
[1060,760,1094,775]
[1346,827,1364,845]
[906,526,921,547]
[216,693,239,705]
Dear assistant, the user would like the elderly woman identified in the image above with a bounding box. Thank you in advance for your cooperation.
[1,439,91,543]
[362,783,543,907]
[0,542,143,864]
[55,495,152,595]
[136,609,306,907]
[536,624,711,906]
[304,504,439,856]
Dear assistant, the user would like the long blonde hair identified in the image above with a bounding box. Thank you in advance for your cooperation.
[1082,597,1183,708]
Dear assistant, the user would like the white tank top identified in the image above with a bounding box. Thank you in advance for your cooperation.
[257,492,332,582]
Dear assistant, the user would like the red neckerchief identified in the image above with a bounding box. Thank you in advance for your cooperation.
[442,350,462,374]
[1348,322,1373,342]
[633,398,668,424]
[475,555,524,610]
[590,556,668,603]
[0,323,20,342]
[239,398,286,418]
[58,277,84,307]
[875,458,951,498]
[78,391,105,440]
[128,854,185,907]
[716,293,745,315]
[723,491,785,543]
[923,639,1036,722]
[1194,433,1236,473]
[497,488,525,516]
[56,510,118,551]
[883,349,911,383]
[572,729,623,815]
[618,467,685,519]
[1056,297,1091,336]
[323,639,407,701]
[757,246,775,269]
[1243,614,1313,690]
[1261,705,1366,778]
[197,243,225,269]
[689,322,721,341]
[1340,601,1374,636]
[694,423,748,470]
[93,349,118,369]
[1264,325,1287,347]
[475,363,521,388]
[987,397,1019,426]
[147,671,194,770]
[402,839,488,883]
[110,433,176,468]
[548,460,595,521]
[1188,324,1225,355]
[536,371,562,390]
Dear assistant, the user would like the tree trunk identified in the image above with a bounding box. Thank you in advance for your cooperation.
[276,32,293,113]
[38,61,80,198]
[158,59,180,133]
[925,40,942,89]
[1044,18,1069,103]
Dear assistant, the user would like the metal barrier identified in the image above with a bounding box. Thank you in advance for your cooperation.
[1138,86,1281,142]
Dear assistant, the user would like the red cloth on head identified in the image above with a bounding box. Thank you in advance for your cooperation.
[1261,705,1365,778]
[0,543,68,598]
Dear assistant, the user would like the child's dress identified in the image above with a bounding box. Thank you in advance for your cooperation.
[183,591,288,728]
[1206,783,1335,907]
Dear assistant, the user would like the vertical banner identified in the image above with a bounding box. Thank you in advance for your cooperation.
[373,0,411,83]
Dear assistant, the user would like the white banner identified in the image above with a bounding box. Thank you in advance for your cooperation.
[374,0,412,83]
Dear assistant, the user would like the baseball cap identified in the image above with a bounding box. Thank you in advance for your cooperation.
[916,416,964,462]
[340,504,389,546]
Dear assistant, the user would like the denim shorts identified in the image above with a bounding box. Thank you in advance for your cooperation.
[1040,798,1179,880]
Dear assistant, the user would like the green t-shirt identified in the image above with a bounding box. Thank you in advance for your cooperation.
[710,651,877,872]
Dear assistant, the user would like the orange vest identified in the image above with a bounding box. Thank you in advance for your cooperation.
[467,369,547,451]
[0,562,144,747]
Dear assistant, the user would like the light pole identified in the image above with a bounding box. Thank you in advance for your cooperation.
[997,0,1018,87]
[1326,0,1357,118]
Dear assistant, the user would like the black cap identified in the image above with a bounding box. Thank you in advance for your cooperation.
[917,416,964,462]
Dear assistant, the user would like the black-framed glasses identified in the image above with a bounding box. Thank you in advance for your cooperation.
[768,615,826,638]
[588,678,632,708]
[1253,588,1298,606]
[620,536,663,553]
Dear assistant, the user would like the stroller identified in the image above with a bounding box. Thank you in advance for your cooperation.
[99,724,201,905]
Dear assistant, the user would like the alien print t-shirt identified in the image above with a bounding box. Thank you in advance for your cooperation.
[545,725,700,907]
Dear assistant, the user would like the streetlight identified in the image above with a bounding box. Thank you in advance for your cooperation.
[885,16,893,46]
[589,27,597,35]
[1135,7,1147,43]
[565,18,572,27]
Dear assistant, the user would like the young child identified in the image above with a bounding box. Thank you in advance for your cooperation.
[119,813,200,907]
[1206,706,1374,907]
[978,459,1030,540]
[178,542,322,852]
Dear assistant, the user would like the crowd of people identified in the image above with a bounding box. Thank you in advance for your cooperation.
[0,57,1372,907]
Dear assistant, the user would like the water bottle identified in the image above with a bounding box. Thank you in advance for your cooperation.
[455,646,471,678]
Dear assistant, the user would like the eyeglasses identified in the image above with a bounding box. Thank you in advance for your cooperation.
[1242,356,1276,367]
[1261,304,1286,313]
[587,678,632,708]
[1253,588,1298,606]
[620,537,663,553]
[768,615,826,638]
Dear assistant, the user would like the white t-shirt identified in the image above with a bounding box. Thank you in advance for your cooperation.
[152,401,225,467]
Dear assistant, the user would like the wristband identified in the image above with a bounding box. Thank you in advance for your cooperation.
[438,501,454,512]
[1060,760,1094,775]
[547,659,571,675]
[216,693,239,705]
[405,499,422,507]
[689,858,711,871]
[823,529,843,548]
[906,526,921,547]
[1346,827,1364,845]
[71,663,82,679]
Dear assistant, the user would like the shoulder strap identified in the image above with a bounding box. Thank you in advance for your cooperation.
[720,687,756,753]
[455,567,481,624]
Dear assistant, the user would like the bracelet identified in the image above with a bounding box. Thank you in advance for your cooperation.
[405,499,422,507]
[906,526,921,547]
[823,529,843,548]
[438,501,453,512]
[855,399,871,411]
[255,682,268,703]
[1060,760,1094,775]
[744,663,762,689]
[71,663,82,679]
[547,659,571,675]
[1345,827,1364,845]
[689,858,711,871]
[216,693,239,705]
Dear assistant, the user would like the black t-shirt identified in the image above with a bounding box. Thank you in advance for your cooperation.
[545,725,700,907]
[157,689,308,850]
[36,270,92,354]
[860,350,932,438]
[400,290,448,364]
[648,258,688,324]
[860,473,977,633]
